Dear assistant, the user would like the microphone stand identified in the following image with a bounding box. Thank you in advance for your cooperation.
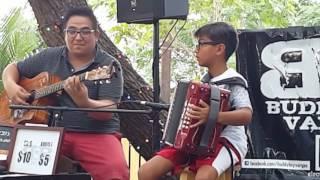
[152,19,161,152]
[10,104,152,127]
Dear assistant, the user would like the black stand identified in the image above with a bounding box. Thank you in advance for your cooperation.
[152,20,161,152]
[9,104,152,127]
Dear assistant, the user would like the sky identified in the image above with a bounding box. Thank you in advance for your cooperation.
[0,0,28,18]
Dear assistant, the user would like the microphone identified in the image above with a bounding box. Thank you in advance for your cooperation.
[136,101,170,110]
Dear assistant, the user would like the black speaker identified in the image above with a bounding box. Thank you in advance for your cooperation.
[117,0,188,24]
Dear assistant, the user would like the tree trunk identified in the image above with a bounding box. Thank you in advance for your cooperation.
[28,0,167,160]
[160,42,172,103]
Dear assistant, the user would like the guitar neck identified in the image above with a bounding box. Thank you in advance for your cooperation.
[34,73,87,99]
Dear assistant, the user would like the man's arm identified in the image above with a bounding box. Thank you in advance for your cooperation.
[2,63,20,89]
[85,99,118,120]
[63,75,117,120]
[2,63,30,105]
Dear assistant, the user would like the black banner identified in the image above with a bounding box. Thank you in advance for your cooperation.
[236,26,320,179]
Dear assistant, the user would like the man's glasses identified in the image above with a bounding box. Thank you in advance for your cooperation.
[64,28,96,38]
[196,41,221,50]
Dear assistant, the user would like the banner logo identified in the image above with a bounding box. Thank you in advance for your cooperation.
[260,38,320,131]
[261,38,320,99]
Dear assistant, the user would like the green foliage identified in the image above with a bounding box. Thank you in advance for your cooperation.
[89,0,320,85]
[90,0,116,19]
[296,4,320,26]
[0,7,44,90]
[0,8,42,63]
[222,0,298,28]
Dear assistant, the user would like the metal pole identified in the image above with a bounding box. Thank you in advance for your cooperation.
[152,19,160,152]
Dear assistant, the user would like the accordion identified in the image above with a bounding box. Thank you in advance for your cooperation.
[162,80,230,155]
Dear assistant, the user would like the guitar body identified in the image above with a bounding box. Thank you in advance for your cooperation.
[0,72,60,126]
[0,64,115,126]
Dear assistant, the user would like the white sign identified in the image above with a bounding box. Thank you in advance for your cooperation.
[242,159,310,171]
[259,38,320,132]
[8,126,63,175]
[260,38,320,99]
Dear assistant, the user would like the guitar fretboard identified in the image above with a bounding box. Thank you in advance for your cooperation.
[34,73,87,99]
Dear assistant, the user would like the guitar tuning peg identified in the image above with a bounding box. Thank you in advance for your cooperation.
[105,80,110,83]
[94,81,98,85]
[99,81,103,84]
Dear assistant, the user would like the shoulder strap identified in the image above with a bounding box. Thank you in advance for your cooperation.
[197,85,220,155]
[213,77,248,89]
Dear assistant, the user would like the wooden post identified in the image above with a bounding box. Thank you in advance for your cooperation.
[160,41,172,103]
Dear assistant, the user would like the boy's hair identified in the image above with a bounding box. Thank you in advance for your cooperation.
[63,7,98,29]
[194,22,239,61]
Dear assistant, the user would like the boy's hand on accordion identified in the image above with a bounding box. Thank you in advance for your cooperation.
[187,100,210,128]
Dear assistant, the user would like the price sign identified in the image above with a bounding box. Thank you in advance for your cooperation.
[7,125,64,175]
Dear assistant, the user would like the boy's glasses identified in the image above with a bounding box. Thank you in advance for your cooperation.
[196,41,221,50]
[64,28,96,38]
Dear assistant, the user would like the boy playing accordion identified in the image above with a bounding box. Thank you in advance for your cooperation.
[139,22,252,180]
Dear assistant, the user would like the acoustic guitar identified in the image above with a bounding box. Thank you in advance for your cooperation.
[0,64,116,126]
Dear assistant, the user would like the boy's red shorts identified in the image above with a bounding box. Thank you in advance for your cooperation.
[156,137,240,174]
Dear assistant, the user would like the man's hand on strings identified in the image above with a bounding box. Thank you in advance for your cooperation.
[64,76,89,107]
[8,84,30,105]
[186,100,210,128]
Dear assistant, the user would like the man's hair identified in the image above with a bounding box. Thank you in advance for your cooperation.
[194,22,239,61]
[63,7,98,29]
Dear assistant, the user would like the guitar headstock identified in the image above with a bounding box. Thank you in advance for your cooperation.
[84,65,115,83]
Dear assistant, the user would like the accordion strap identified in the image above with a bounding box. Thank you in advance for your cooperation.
[198,85,221,154]
[213,76,247,89]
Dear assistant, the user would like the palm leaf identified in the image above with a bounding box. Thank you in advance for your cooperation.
[0,6,44,91]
